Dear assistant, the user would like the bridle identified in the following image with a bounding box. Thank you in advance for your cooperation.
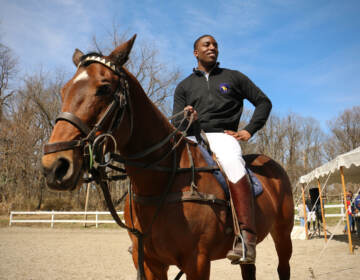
[43,55,133,168]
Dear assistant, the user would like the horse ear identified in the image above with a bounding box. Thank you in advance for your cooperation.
[108,34,137,66]
[72,49,84,67]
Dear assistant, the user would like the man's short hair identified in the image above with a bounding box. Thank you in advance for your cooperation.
[193,34,214,50]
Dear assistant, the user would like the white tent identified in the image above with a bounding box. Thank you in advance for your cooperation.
[299,146,360,185]
[298,146,360,253]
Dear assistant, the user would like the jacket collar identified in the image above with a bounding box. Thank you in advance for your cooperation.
[193,62,220,76]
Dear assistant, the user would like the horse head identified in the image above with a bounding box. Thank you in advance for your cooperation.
[41,35,137,191]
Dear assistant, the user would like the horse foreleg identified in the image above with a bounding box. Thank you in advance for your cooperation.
[271,229,292,280]
[240,264,256,280]
[131,249,169,279]
[182,253,210,280]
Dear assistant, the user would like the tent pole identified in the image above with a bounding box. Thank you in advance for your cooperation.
[317,179,327,242]
[340,166,353,254]
[302,185,309,240]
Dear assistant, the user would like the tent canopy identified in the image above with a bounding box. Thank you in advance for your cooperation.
[299,146,360,185]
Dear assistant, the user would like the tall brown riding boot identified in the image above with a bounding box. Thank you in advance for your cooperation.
[226,174,257,264]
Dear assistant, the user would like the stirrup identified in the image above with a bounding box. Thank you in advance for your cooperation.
[227,234,256,265]
[227,234,246,264]
[235,234,247,262]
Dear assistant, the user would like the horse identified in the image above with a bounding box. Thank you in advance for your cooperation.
[41,35,294,280]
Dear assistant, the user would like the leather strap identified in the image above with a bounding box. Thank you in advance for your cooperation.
[133,190,228,207]
[43,140,83,154]
[56,112,91,135]
[110,153,220,173]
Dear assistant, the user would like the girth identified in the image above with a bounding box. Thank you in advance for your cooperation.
[133,190,229,207]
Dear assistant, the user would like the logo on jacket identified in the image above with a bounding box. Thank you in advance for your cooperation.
[219,83,230,94]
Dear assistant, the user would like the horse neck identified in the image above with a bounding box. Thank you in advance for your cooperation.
[122,71,174,155]
[115,70,177,194]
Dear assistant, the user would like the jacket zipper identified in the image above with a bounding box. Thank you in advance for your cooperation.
[204,73,210,90]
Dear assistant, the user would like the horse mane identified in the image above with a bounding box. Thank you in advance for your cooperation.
[122,67,175,132]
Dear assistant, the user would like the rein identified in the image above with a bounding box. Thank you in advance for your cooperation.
[43,55,227,280]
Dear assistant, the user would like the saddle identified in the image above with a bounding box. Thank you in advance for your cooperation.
[132,131,262,207]
[195,132,263,200]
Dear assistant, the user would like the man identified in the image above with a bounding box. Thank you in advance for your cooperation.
[305,193,316,232]
[172,35,272,264]
[297,202,308,227]
[343,191,354,233]
[354,191,360,237]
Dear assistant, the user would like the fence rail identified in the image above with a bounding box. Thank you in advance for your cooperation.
[9,211,124,228]
[294,204,345,220]
[323,204,345,217]
[9,204,346,227]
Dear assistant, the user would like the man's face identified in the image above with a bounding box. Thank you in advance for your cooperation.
[194,36,218,66]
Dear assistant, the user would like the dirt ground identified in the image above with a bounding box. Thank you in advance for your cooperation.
[0,226,359,280]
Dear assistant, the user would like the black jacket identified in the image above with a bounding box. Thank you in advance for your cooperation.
[172,65,272,136]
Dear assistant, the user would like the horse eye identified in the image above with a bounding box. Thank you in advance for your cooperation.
[96,85,112,96]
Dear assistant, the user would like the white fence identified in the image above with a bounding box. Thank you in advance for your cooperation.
[294,204,345,221]
[9,211,124,228]
[322,204,345,217]
[10,204,346,227]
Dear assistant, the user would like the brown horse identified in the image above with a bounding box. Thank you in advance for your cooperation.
[41,35,294,280]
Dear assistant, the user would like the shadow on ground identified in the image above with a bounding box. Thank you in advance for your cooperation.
[332,233,360,247]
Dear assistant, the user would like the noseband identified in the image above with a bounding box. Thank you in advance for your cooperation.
[43,55,132,167]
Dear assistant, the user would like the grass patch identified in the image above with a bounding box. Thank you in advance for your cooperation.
[0,215,9,227]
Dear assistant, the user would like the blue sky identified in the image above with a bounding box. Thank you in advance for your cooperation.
[1,0,359,128]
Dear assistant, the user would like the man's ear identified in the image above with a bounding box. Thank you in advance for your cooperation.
[193,49,199,59]
[72,49,84,67]
[107,34,137,66]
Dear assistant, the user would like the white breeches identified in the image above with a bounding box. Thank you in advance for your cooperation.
[187,133,246,183]
[307,211,316,222]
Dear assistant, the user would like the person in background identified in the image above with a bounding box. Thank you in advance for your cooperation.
[354,190,360,237]
[297,202,308,227]
[343,191,354,234]
[305,194,316,231]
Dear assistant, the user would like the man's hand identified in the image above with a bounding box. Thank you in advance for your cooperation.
[184,105,198,121]
[224,130,251,141]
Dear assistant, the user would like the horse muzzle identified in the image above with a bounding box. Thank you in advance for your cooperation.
[41,154,81,191]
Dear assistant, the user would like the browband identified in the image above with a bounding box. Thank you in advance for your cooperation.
[78,55,118,73]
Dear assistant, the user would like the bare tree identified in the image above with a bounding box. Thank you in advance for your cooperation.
[247,112,325,187]
[17,71,63,136]
[0,42,18,120]
[300,117,324,172]
[255,114,287,164]
[91,25,180,114]
[324,106,360,159]
[0,71,64,210]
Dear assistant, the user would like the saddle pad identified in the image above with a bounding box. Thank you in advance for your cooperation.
[197,144,263,199]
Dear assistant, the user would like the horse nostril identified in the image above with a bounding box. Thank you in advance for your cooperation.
[55,158,70,182]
